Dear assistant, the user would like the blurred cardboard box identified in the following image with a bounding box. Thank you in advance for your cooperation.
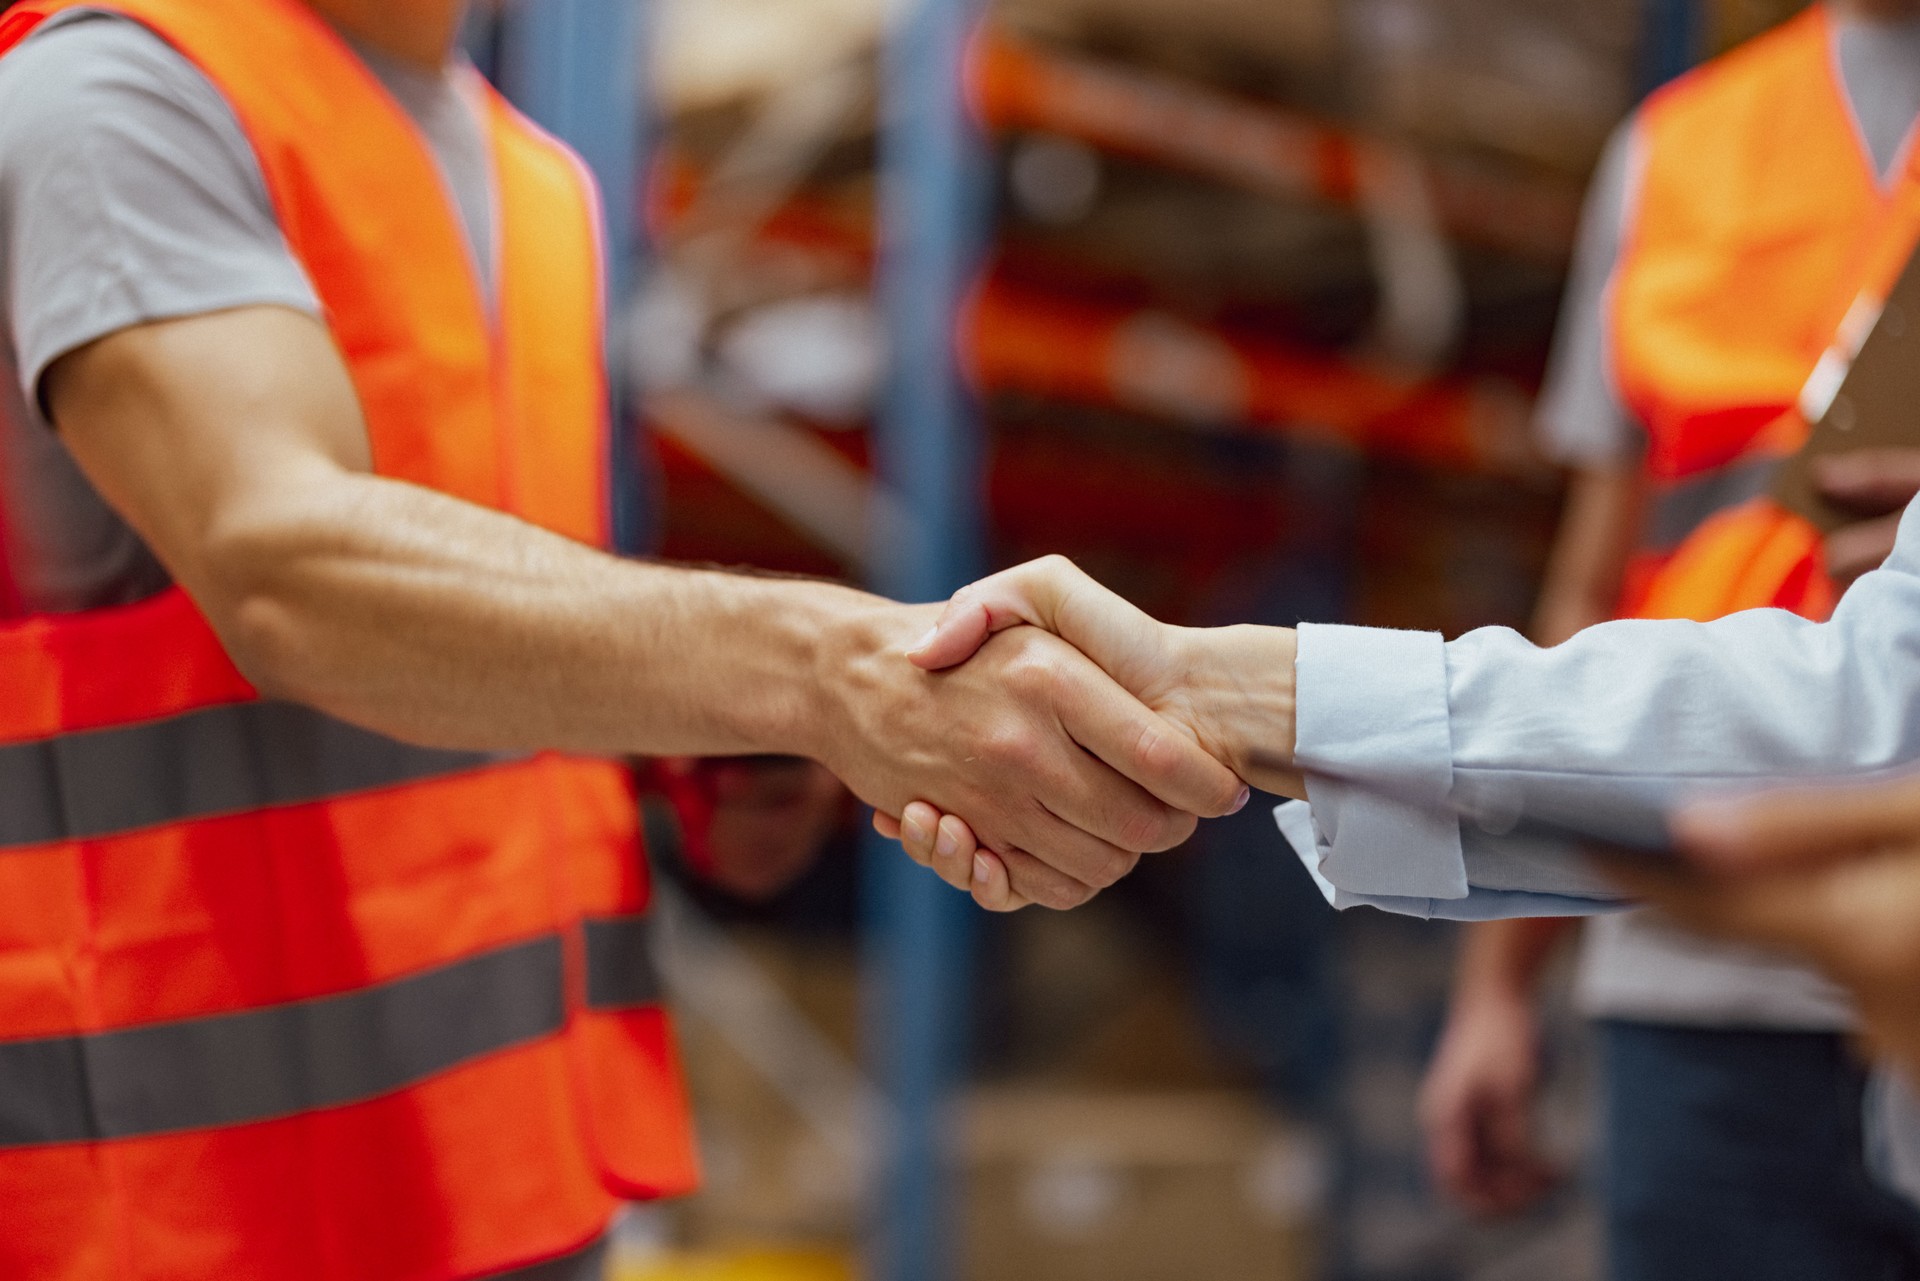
[666,921,1320,1279]
[959,1087,1322,1281]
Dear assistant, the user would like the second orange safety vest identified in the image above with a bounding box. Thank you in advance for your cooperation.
[1610,5,1920,623]
[0,2,699,1278]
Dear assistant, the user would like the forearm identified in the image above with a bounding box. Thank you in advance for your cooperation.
[1530,464,1641,646]
[1451,917,1576,1006]
[200,461,884,758]
[1270,501,1920,916]
[1164,623,1304,799]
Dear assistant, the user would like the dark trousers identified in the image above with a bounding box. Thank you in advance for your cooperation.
[1600,1021,1920,1281]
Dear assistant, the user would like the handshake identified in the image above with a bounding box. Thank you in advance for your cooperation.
[814,554,1305,912]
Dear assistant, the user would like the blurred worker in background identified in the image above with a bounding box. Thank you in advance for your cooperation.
[1607,774,1920,1228]
[1416,4,1920,1277]
[1613,774,1920,1098]
[0,0,1244,1277]
[890,514,1920,1278]
[885,49,1920,1281]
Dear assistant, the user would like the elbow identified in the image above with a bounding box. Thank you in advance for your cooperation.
[221,586,322,704]
[195,516,341,708]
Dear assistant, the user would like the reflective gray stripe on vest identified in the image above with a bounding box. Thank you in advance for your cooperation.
[583,915,664,1010]
[0,913,660,1148]
[1642,455,1782,553]
[0,700,511,849]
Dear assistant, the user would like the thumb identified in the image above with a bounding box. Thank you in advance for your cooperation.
[907,597,997,671]
[906,555,1087,671]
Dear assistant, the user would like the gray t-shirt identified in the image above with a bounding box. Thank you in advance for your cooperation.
[0,10,495,613]
[1551,9,1920,1030]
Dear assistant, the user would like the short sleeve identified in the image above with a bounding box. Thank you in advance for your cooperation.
[0,13,321,413]
[1533,120,1646,468]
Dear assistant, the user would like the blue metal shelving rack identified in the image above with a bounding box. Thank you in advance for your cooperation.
[495,0,654,557]
[864,0,991,1278]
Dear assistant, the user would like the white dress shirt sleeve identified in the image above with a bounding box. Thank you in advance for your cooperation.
[1280,500,1920,918]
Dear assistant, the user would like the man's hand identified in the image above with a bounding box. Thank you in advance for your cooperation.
[1418,917,1570,1217]
[46,309,1243,909]
[1418,993,1559,1216]
[819,607,1248,909]
[1815,450,1920,584]
[873,555,1301,909]
[1603,776,1920,1082]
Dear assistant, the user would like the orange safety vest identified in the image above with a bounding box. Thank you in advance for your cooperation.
[0,2,699,1278]
[1610,6,1920,624]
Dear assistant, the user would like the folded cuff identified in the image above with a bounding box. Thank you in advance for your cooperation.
[1290,623,1466,900]
[1276,801,1626,920]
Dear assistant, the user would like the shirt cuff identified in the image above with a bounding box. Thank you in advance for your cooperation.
[1275,801,1627,921]
[1290,623,1467,900]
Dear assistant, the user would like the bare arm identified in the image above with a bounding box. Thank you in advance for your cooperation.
[48,306,855,757]
[887,464,1640,909]
[1529,463,1643,646]
[45,306,1246,907]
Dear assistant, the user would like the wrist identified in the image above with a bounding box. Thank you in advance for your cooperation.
[699,576,891,762]
[794,589,937,770]
[1167,624,1300,797]
[1451,971,1537,1012]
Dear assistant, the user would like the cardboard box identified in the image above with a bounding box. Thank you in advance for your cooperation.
[959,1087,1322,1281]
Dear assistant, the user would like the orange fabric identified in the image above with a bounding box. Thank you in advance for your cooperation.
[1609,7,1920,621]
[1629,496,1835,622]
[0,589,254,741]
[0,1043,615,1281]
[966,279,1508,470]
[0,1,697,1277]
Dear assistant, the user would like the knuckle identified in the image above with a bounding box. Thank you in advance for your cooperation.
[1037,553,1076,578]
[980,718,1042,770]
[1002,647,1057,692]
[1041,880,1096,911]
[1115,804,1173,853]
[1160,809,1200,849]
[1131,720,1182,778]
[1089,848,1139,890]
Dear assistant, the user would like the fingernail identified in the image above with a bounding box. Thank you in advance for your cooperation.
[972,854,991,886]
[902,817,929,847]
[1229,785,1251,815]
[936,828,959,858]
[908,627,939,654]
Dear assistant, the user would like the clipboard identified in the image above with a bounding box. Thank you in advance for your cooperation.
[1772,243,1920,533]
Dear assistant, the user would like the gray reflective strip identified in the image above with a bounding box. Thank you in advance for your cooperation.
[0,701,510,849]
[0,913,665,1150]
[1642,455,1781,553]
[582,915,663,1011]
[0,935,564,1148]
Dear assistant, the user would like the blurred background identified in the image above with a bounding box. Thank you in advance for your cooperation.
[462,1,1808,1278]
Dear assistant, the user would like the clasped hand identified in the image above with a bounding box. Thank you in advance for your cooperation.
[869,555,1302,911]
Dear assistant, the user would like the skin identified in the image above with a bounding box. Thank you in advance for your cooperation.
[1611,777,1920,1084]
[1419,464,1637,1216]
[885,448,1920,1187]
[874,554,1296,910]
[35,1,1252,913]
[1420,446,1920,1217]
